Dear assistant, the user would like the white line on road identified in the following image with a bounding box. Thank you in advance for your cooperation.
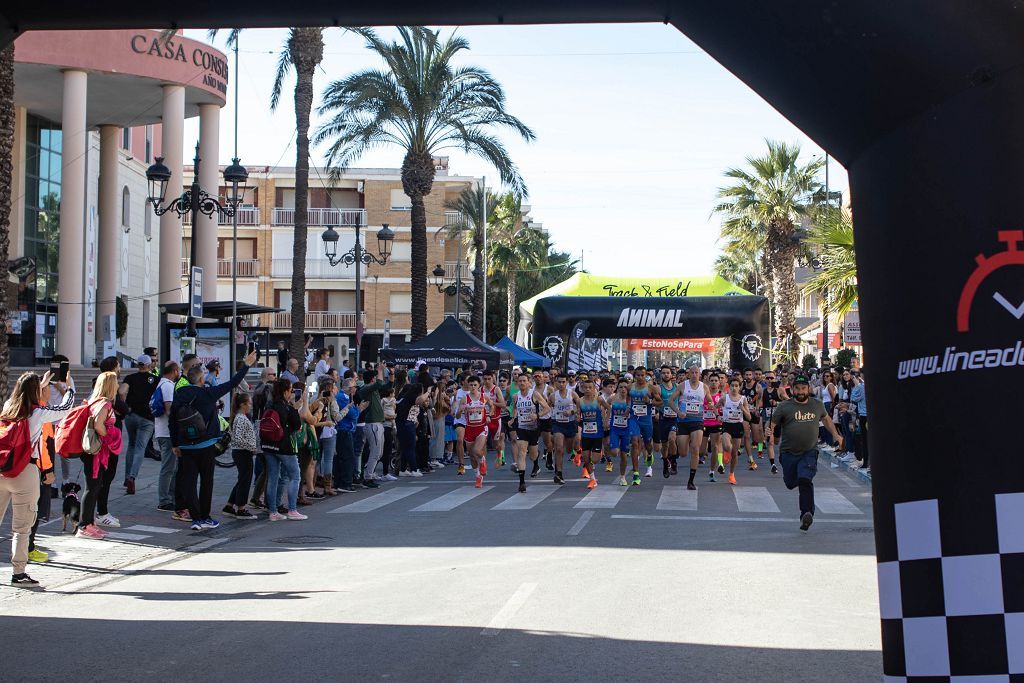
[573,486,625,509]
[481,582,537,636]
[611,514,870,524]
[657,486,698,511]
[732,487,781,513]
[411,486,493,511]
[102,531,152,541]
[567,510,595,536]
[814,487,863,515]
[491,486,559,510]
[123,525,181,534]
[188,537,233,552]
[328,486,427,513]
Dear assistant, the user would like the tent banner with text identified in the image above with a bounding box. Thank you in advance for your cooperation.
[626,338,715,352]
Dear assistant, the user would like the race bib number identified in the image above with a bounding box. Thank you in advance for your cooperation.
[703,407,717,420]
[725,407,741,421]
[632,404,648,417]
[519,414,537,429]
[582,421,598,435]
[468,407,484,424]
[613,414,628,428]
[555,407,573,422]
[686,400,701,415]
[662,406,676,418]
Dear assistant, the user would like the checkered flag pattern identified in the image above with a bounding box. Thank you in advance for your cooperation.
[878,493,1024,680]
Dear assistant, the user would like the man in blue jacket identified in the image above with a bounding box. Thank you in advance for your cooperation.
[170,350,257,530]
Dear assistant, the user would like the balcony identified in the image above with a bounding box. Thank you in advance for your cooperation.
[271,259,360,279]
[271,311,364,332]
[180,259,260,277]
[183,205,259,226]
[444,210,465,227]
[272,207,367,227]
[441,261,472,281]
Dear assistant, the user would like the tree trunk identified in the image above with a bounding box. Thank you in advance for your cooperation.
[471,231,484,339]
[402,150,436,341]
[0,45,13,401]
[288,28,323,364]
[506,274,517,339]
[771,244,800,359]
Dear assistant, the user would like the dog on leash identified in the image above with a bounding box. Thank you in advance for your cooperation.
[61,482,82,532]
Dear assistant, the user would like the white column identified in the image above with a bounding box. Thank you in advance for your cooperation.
[158,85,185,306]
[56,70,87,365]
[196,103,220,301]
[97,126,120,342]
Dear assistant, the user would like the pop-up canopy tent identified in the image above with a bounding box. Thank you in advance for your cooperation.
[378,317,513,371]
[493,335,551,368]
[516,273,750,345]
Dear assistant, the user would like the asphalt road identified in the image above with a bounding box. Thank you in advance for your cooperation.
[0,454,881,681]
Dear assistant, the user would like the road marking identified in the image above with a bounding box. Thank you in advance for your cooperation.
[328,487,427,513]
[573,486,625,509]
[481,582,537,636]
[123,525,180,534]
[815,487,863,515]
[411,486,493,511]
[102,531,151,541]
[188,537,233,551]
[611,514,869,524]
[491,486,559,510]
[732,486,781,513]
[657,486,698,511]
[567,510,595,536]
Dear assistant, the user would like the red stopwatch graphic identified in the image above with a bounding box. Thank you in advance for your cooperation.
[957,230,1024,332]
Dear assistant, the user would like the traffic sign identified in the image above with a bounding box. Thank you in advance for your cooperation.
[383,318,391,348]
[190,266,203,318]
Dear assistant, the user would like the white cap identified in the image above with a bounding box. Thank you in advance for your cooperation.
[623,372,633,381]
[136,354,152,366]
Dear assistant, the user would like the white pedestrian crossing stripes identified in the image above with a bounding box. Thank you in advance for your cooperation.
[491,486,558,510]
[574,486,626,509]
[814,487,863,515]
[411,486,493,511]
[657,486,698,511]
[732,487,781,513]
[329,486,427,513]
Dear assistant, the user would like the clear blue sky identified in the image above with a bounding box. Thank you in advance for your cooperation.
[183,23,847,277]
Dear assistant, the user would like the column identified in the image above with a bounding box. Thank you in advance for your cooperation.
[55,70,87,365]
[158,85,184,306]
[96,126,119,342]
[196,103,220,301]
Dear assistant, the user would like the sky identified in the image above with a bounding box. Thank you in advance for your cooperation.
[183,23,847,278]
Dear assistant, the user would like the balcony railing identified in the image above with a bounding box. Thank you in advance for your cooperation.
[183,205,259,226]
[271,311,364,331]
[271,259,361,279]
[442,261,471,281]
[181,259,260,277]
[271,207,367,227]
[444,210,465,227]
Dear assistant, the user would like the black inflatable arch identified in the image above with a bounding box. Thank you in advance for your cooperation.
[3,2,1021,676]
[532,295,771,370]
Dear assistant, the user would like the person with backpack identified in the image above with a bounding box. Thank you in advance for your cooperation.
[260,377,305,520]
[118,354,158,495]
[0,369,75,585]
[169,350,257,531]
[152,361,180,512]
[69,371,122,539]
[247,366,277,509]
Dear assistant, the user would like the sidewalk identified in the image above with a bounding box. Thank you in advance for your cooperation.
[819,444,872,484]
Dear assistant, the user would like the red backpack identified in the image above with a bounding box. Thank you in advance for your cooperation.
[0,417,33,479]
[259,405,284,444]
[55,399,102,458]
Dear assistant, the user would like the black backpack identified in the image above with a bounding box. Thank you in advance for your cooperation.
[174,393,207,446]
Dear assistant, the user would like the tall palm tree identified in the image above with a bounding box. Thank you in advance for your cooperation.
[487,193,546,338]
[713,246,758,294]
[713,140,825,352]
[0,44,14,399]
[315,26,535,340]
[804,206,858,315]
[443,185,495,338]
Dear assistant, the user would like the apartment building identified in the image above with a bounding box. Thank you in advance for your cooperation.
[180,158,480,360]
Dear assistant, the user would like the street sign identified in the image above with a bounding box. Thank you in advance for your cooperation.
[844,311,861,344]
[190,266,203,318]
[383,318,391,348]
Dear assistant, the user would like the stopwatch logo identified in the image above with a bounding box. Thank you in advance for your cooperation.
[957,230,1024,333]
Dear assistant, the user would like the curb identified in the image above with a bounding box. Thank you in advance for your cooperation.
[819,446,872,484]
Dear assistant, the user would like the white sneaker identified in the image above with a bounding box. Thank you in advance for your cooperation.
[399,471,411,477]
[644,466,653,478]
[96,514,121,528]
[383,474,399,482]
[409,470,424,478]
[429,460,444,469]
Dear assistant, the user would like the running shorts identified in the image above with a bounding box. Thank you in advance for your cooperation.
[654,417,676,444]
[539,418,552,433]
[552,421,577,437]
[464,424,488,443]
[581,437,603,452]
[677,420,704,436]
[635,420,653,443]
[703,424,723,434]
[722,422,744,439]
[745,413,761,425]
[608,430,631,453]
[517,429,540,446]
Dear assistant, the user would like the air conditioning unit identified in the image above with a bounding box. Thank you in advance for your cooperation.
[324,336,351,367]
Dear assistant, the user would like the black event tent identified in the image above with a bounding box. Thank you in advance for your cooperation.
[378,317,513,371]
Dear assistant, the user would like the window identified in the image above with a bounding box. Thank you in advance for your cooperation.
[389,189,412,211]
[121,187,131,230]
[144,125,153,163]
[121,127,131,151]
[390,241,411,261]
[389,292,412,313]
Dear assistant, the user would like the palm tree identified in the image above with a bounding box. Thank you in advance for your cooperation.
[713,246,758,294]
[442,185,495,338]
[804,206,858,315]
[713,140,825,352]
[315,26,535,340]
[487,193,546,338]
[0,44,14,400]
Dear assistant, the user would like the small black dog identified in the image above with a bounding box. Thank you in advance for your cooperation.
[61,482,82,532]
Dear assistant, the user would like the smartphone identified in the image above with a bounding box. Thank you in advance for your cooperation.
[247,341,257,355]
[50,360,70,382]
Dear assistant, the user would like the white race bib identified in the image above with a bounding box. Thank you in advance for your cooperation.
[582,421,598,435]
[686,400,701,415]
[632,404,648,417]
[663,406,677,418]
[613,414,628,428]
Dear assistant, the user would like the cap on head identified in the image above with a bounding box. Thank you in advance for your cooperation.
[793,374,810,386]
[136,353,152,366]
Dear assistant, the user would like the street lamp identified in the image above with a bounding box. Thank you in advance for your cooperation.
[432,261,476,322]
[320,214,393,370]
[146,144,248,337]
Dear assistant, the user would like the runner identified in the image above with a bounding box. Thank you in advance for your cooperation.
[719,376,753,485]
[577,377,608,489]
[629,367,660,478]
[702,372,724,481]
[608,380,637,486]
[653,365,678,479]
[481,370,506,467]
[600,377,616,472]
[768,374,844,530]
[671,364,711,491]
[533,370,555,471]
[511,374,550,491]
[739,368,765,470]
[452,374,470,475]
[499,373,517,471]
[455,375,495,489]
[549,374,579,485]
[761,371,783,474]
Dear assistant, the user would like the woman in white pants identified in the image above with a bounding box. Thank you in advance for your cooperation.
[1,370,75,586]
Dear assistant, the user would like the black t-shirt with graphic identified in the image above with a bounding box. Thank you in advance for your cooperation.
[123,371,159,421]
